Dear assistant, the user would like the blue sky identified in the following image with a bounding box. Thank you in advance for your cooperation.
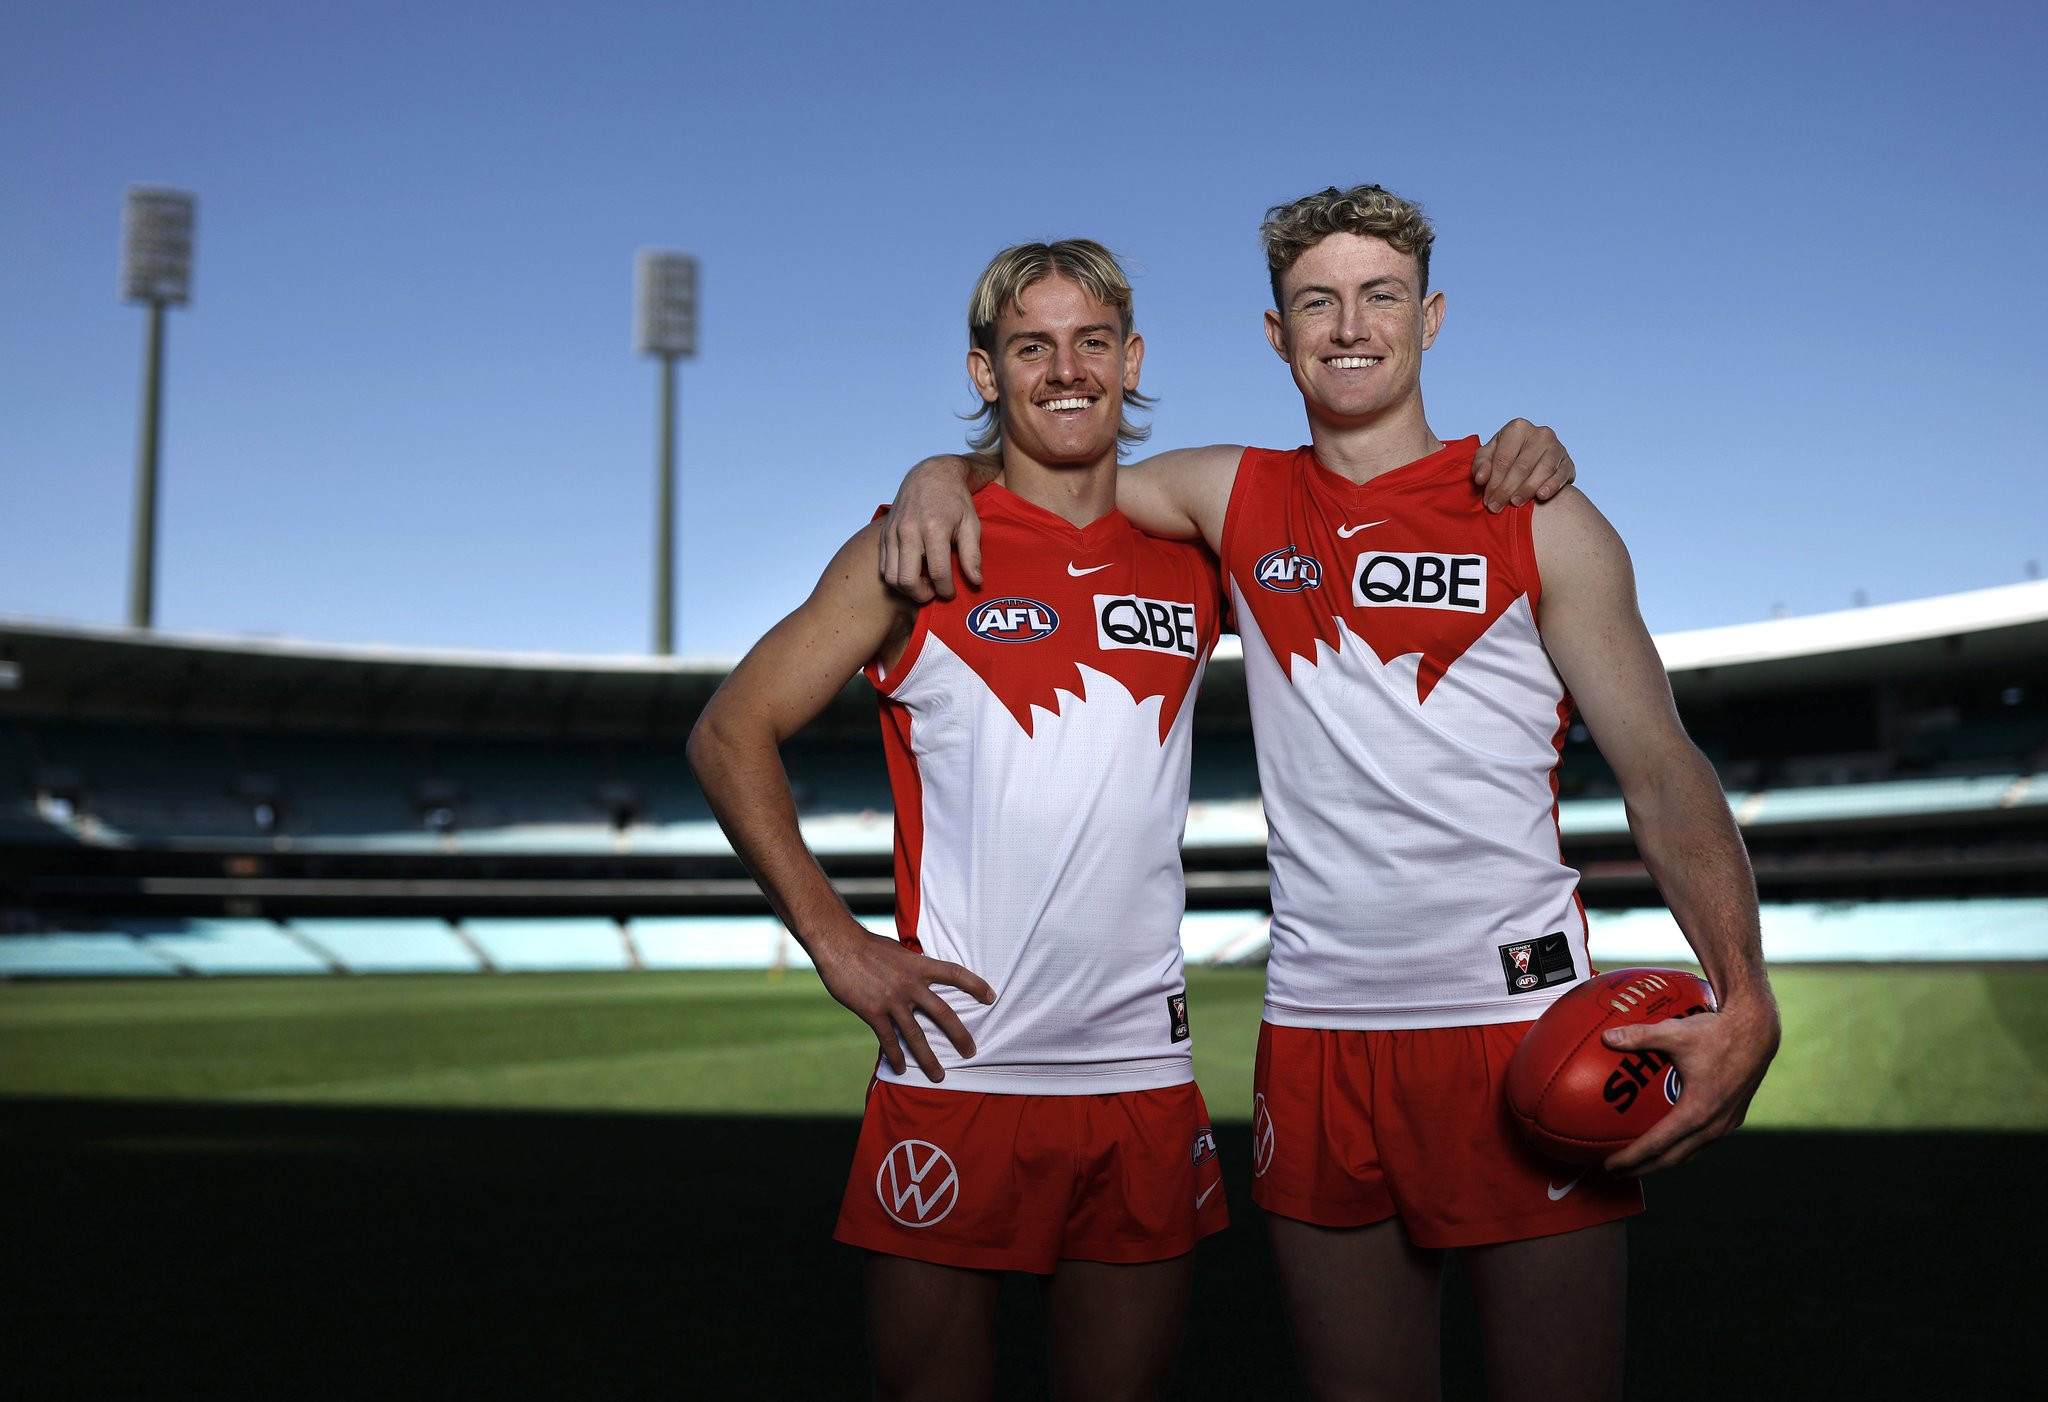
[3,1,2043,657]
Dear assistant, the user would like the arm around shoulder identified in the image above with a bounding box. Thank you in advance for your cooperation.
[1114,443,1243,548]
[879,453,1002,603]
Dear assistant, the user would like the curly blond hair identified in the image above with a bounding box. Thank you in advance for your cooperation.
[1260,184,1435,308]
[964,239,1153,456]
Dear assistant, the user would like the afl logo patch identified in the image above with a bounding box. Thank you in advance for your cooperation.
[876,1139,960,1227]
[967,597,1059,643]
[1254,545,1322,592]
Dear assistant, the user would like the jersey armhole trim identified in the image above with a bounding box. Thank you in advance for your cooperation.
[1217,446,1265,589]
[865,604,931,696]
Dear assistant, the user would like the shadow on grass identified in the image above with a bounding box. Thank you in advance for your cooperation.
[1,1098,2036,1400]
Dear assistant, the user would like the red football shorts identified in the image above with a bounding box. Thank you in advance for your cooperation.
[834,1078,1229,1273]
[1250,1020,1644,1249]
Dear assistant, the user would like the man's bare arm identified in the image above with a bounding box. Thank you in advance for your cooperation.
[690,520,996,1079]
[1533,490,1781,1177]
[880,420,1578,600]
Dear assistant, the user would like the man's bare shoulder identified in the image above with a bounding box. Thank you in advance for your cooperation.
[1127,443,1248,475]
[1119,445,1248,546]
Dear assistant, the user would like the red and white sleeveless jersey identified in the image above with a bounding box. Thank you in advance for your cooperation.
[867,483,1224,1093]
[1220,436,1588,1031]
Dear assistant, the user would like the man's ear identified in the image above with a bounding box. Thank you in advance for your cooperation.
[1421,290,1446,350]
[967,347,1000,405]
[1263,307,1291,362]
[1122,332,1145,392]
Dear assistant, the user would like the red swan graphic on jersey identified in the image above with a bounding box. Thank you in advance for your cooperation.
[1226,438,1539,705]
[890,488,1216,744]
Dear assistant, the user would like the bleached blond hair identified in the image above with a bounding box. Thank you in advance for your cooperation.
[964,239,1153,456]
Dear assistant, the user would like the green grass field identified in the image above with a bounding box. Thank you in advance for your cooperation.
[3,965,2044,1128]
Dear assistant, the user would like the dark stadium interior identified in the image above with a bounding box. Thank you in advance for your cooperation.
[3,1099,2036,1401]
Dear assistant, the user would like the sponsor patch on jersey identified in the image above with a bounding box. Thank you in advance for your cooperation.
[1498,932,1577,994]
[1167,991,1191,1043]
[1352,550,1488,612]
[966,597,1059,643]
[1254,544,1322,592]
[1096,594,1198,658]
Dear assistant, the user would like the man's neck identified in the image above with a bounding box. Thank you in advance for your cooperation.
[1001,450,1119,528]
[1305,399,1442,484]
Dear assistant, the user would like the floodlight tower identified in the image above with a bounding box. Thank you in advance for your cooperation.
[121,186,195,630]
[635,250,698,656]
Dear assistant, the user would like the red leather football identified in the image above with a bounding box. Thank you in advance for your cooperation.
[1506,967,1717,1164]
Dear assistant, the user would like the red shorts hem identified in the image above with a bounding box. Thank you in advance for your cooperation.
[834,1217,1224,1274]
[1249,1183,1641,1249]
[1248,1179,1396,1231]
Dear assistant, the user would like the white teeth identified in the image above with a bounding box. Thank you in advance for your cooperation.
[1041,397,1095,411]
[1327,357,1381,369]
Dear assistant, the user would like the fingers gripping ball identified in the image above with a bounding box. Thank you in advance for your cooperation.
[1506,968,1716,1164]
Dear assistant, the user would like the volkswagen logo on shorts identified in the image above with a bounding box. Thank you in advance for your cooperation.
[967,597,1059,643]
[1251,1093,1276,1178]
[876,1139,960,1227]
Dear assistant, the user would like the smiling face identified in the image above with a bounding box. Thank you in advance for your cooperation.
[968,273,1144,473]
[1263,231,1444,431]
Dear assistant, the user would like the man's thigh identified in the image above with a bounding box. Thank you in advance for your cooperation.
[1043,1254,1195,1402]
[1463,1221,1627,1402]
[1266,1214,1443,1402]
[864,1253,1004,1402]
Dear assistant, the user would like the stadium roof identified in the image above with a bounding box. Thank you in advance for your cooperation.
[5,577,2045,735]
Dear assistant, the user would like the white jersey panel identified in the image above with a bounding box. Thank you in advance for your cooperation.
[879,636,1205,1093]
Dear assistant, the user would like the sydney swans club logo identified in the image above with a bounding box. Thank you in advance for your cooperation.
[1253,545,1322,593]
[967,597,1059,643]
[876,1139,960,1227]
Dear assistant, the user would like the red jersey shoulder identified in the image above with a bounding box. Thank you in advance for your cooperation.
[1225,441,1537,701]
[917,513,1217,740]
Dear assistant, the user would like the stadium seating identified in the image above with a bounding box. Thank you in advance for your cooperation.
[10,899,2039,979]
[459,917,634,973]
[119,918,335,976]
[0,932,180,977]
[287,918,484,974]
[632,915,816,970]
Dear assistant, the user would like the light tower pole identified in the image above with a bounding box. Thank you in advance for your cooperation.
[121,186,195,631]
[635,250,698,656]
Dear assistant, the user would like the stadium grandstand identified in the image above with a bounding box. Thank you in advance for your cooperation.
[4,578,2046,979]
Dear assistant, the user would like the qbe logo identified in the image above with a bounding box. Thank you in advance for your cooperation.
[1352,551,1488,612]
[967,597,1059,643]
[1096,594,1198,658]
[876,1139,960,1227]
[1253,545,1322,592]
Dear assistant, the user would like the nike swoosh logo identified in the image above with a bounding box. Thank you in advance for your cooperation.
[1067,561,1112,576]
[1195,1181,1220,1210]
[1335,519,1390,538]
[1547,1174,1586,1201]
